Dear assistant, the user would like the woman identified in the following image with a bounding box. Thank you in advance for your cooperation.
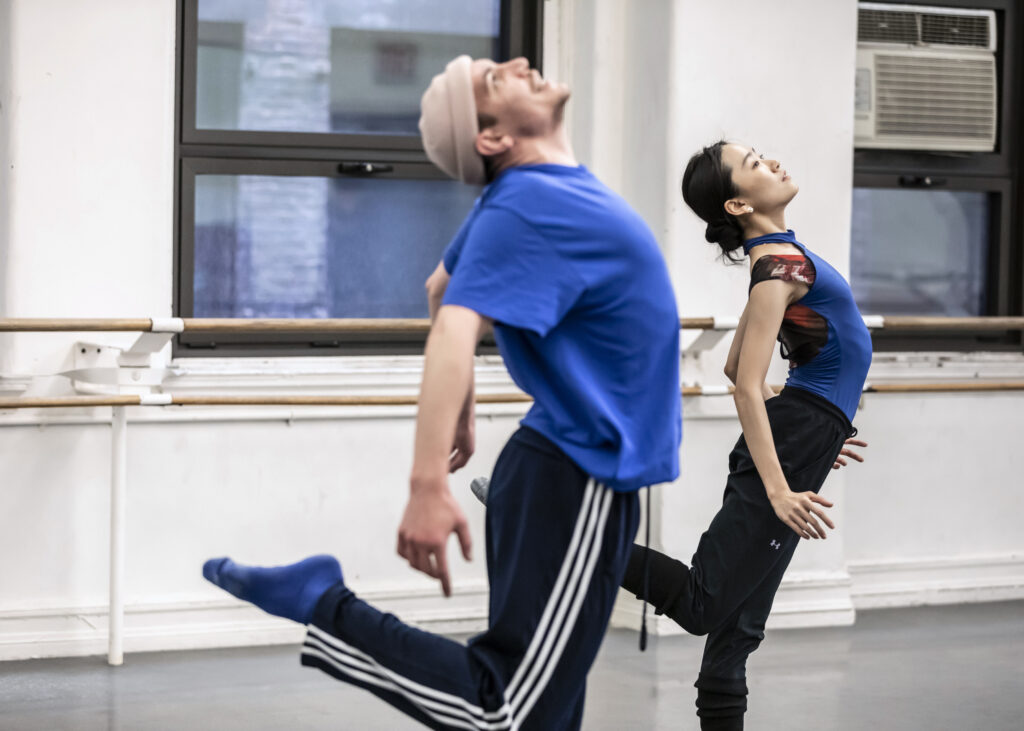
[620,140,871,731]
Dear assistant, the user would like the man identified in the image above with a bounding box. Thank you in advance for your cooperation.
[203,55,681,730]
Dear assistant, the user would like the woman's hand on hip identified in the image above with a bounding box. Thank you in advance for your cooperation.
[769,489,835,540]
[833,438,868,470]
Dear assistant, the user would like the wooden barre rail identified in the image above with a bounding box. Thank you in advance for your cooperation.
[2,383,1023,410]
[0,318,433,333]
[1,316,1023,333]
[878,316,1024,331]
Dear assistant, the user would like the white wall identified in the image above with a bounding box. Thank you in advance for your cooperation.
[561,0,1023,633]
[663,0,862,629]
[0,0,1021,661]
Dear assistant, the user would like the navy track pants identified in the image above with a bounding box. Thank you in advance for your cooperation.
[301,427,640,730]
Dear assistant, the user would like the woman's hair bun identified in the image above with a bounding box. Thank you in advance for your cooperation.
[704,219,743,254]
[682,141,746,263]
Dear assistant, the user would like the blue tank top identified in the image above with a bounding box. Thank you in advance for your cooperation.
[743,230,872,422]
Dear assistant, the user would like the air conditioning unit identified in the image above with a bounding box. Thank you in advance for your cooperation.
[855,3,997,152]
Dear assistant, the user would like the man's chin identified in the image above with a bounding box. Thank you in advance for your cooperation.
[551,89,571,121]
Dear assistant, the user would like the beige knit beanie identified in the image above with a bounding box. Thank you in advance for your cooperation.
[418,55,487,186]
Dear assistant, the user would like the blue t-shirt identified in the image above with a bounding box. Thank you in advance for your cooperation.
[442,164,681,492]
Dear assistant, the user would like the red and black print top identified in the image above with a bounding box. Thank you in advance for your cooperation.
[749,254,827,368]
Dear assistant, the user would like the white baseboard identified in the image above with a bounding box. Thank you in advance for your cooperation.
[610,553,1024,637]
[765,571,856,629]
[7,554,1022,661]
[848,553,1024,609]
[610,571,856,636]
[0,582,490,662]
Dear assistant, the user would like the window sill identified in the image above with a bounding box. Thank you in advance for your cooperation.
[165,354,516,397]
[866,351,1024,382]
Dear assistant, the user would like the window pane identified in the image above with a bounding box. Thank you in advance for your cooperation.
[193,174,479,317]
[195,0,501,135]
[850,188,990,316]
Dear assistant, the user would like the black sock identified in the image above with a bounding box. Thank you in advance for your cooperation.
[700,716,743,731]
[696,681,747,731]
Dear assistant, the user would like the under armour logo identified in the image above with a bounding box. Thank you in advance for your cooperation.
[769,540,781,550]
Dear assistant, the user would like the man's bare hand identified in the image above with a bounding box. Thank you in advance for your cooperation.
[396,481,472,597]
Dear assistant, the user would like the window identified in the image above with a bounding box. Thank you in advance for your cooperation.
[175,0,544,354]
[851,0,1023,350]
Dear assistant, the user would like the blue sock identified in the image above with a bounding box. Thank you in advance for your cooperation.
[202,554,342,625]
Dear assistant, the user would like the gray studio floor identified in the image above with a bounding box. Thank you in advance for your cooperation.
[2,601,1022,731]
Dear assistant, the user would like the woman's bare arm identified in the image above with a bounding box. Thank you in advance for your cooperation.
[725,304,778,402]
[734,279,834,540]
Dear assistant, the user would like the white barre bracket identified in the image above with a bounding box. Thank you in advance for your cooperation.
[680,383,734,396]
[61,367,169,388]
[697,384,732,396]
[69,339,171,394]
[118,331,176,368]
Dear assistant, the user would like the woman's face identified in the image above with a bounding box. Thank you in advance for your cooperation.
[720,143,799,215]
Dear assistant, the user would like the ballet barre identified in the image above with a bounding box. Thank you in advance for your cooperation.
[3,381,1024,412]
[3,315,1021,362]
[1,316,1023,668]
[0,315,1023,333]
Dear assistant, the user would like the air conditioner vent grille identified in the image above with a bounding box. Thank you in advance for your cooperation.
[875,54,996,141]
[859,9,919,44]
[921,13,990,48]
[858,6,992,50]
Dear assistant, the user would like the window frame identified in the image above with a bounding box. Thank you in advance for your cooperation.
[173,0,544,356]
[852,0,1023,352]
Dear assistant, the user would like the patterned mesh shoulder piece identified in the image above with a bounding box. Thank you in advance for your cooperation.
[749,254,826,367]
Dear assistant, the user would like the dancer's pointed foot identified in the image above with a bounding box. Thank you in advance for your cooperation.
[202,554,342,624]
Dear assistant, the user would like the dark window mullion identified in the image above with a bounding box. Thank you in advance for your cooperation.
[502,0,544,67]
[183,128,427,152]
[177,156,199,324]
[182,157,451,180]
[177,144,432,165]
[853,150,1013,179]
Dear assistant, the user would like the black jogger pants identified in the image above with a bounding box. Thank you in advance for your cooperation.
[622,386,856,729]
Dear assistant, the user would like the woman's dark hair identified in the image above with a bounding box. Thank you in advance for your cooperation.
[681,141,745,263]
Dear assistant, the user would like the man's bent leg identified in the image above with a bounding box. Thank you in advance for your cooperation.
[301,428,638,731]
